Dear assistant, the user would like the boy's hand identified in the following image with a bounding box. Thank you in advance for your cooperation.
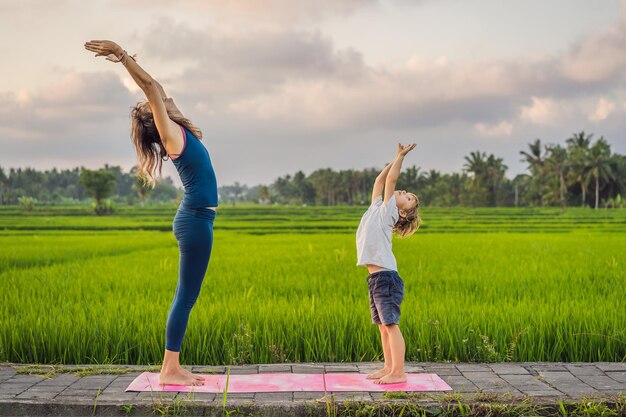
[397,143,416,157]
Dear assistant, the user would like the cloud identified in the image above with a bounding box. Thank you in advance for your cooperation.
[205,0,378,24]
[474,121,513,137]
[561,28,626,83]
[131,12,626,135]
[519,97,558,125]
[589,98,616,122]
[0,70,134,139]
[115,0,379,24]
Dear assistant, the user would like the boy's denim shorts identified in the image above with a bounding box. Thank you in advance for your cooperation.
[367,270,404,325]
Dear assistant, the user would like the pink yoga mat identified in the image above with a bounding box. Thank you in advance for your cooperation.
[126,372,324,393]
[324,373,451,392]
[126,372,451,393]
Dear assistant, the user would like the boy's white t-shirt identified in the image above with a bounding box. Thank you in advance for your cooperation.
[356,195,399,271]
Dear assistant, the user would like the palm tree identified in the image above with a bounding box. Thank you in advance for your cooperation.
[463,151,488,206]
[0,166,6,205]
[588,138,614,209]
[446,172,465,206]
[520,139,545,175]
[399,165,421,192]
[566,131,593,207]
[605,154,626,203]
[544,144,568,212]
[485,154,508,207]
[566,131,593,149]
[463,151,487,182]
[520,139,547,206]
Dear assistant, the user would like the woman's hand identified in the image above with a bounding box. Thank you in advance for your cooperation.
[396,143,416,157]
[84,40,123,62]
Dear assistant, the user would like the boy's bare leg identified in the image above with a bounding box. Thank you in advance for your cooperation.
[367,324,393,379]
[375,324,407,384]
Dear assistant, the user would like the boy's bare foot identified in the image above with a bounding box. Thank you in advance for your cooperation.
[374,372,407,384]
[159,368,205,386]
[366,368,391,379]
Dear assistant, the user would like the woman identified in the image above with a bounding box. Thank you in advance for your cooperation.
[84,40,218,386]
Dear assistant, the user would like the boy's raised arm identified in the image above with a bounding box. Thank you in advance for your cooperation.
[371,162,393,203]
[384,143,416,204]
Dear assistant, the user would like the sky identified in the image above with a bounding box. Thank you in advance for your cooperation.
[1,0,625,187]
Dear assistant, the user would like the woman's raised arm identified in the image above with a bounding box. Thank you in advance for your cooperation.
[84,40,181,146]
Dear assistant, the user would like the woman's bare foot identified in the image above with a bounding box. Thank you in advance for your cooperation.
[159,368,205,386]
[366,368,391,379]
[180,367,204,381]
[374,372,407,384]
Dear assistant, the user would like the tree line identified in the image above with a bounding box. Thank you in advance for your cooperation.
[220,132,625,209]
[1,131,624,210]
[0,164,179,210]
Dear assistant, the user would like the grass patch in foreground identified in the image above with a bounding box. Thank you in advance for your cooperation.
[14,364,160,378]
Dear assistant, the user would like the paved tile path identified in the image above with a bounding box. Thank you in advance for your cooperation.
[0,362,624,416]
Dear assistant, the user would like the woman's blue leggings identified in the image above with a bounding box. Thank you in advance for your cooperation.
[165,205,215,352]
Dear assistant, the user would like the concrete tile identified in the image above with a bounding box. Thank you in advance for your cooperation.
[607,372,626,383]
[565,364,604,376]
[524,390,566,397]
[292,366,324,374]
[330,392,372,401]
[101,386,128,394]
[228,366,258,374]
[595,363,626,372]
[422,366,462,376]
[582,376,626,390]
[439,376,478,393]
[548,384,600,398]
[33,375,79,387]
[538,371,581,381]
[3,375,46,384]
[15,390,59,400]
[192,366,226,374]
[405,365,426,373]
[499,374,553,391]
[531,364,568,372]
[324,365,359,373]
[255,392,294,402]
[596,389,626,396]
[259,365,292,373]
[0,384,33,395]
[294,391,326,400]
[27,384,68,393]
[462,372,507,383]
[95,392,139,401]
[456,364,491,372]
[56,388,101,398]
[489,364,530,375]
[224,392,255,399]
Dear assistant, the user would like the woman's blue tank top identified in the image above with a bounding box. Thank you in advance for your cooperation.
[170,126,218,208]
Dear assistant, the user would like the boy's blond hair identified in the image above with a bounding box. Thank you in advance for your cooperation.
[393,193,421,238]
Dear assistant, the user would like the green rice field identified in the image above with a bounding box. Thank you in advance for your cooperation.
[1,205,625,365]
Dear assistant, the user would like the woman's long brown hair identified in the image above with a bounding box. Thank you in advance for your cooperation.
[130,101,203,188]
